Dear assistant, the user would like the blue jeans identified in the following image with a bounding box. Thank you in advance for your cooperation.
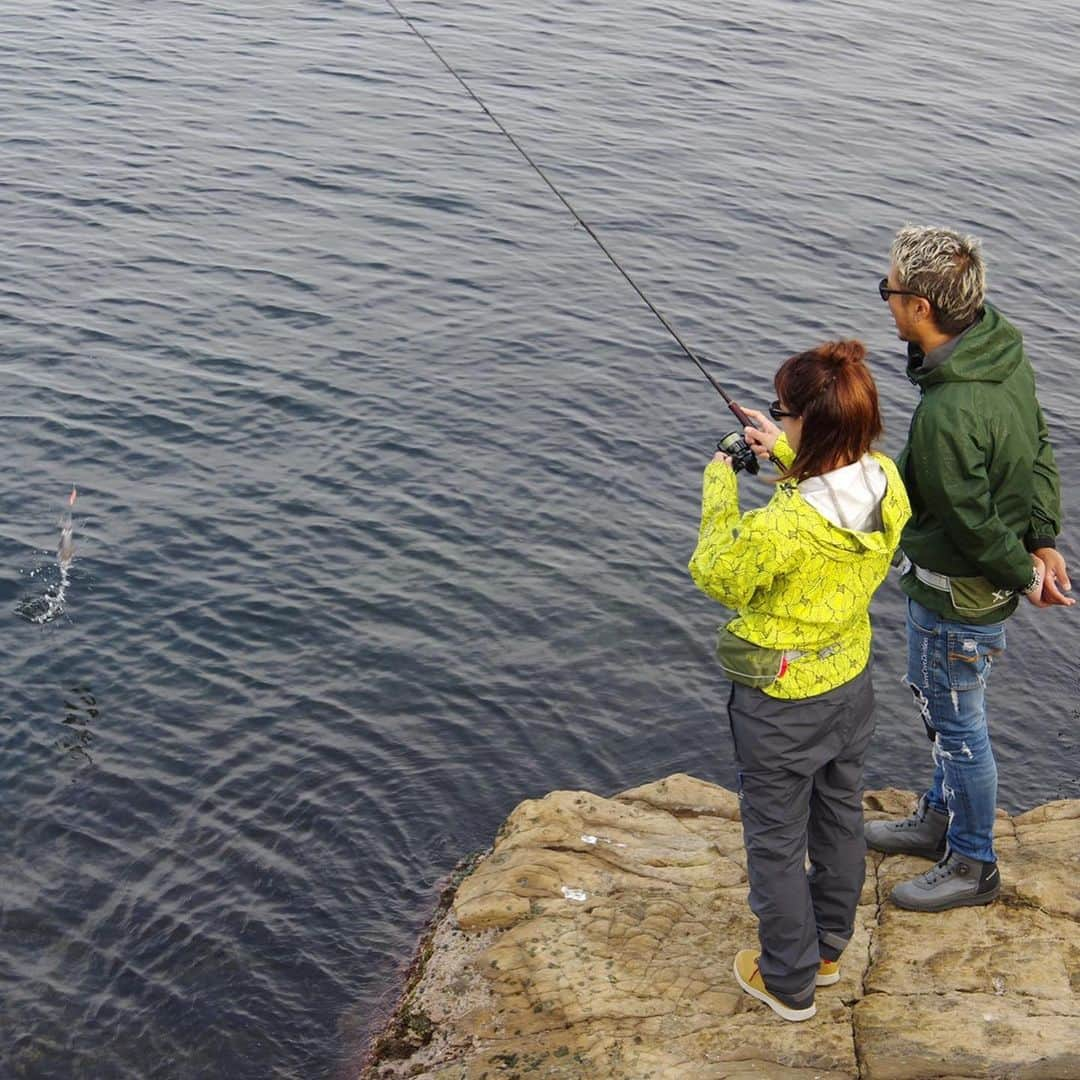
[906,597,1006,864]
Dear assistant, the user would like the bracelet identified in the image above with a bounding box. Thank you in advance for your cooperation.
[1025,565,1043,595]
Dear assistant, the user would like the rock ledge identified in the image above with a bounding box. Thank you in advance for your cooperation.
[362,775,1080,1079]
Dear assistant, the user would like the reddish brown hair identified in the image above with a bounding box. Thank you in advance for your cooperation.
[773,339,882,483]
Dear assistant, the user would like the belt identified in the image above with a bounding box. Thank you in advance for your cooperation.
[898,554,970,593]
[914,564,951,592]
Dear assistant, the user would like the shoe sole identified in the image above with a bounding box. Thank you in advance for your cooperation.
[891,882,1001,913]
[733,957,816,1022]
[816,970,841,986]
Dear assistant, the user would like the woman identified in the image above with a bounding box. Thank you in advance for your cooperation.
[688,339,910,1022]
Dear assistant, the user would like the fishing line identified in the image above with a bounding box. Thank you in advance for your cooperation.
[384,0,773,452]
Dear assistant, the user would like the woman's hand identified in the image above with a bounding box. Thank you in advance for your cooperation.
[740,407,780,458]
[711,451,732,467]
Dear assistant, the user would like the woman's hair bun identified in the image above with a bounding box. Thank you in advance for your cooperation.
[821,339,866,367]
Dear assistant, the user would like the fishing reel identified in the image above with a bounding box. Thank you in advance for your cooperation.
[717,430,760,475]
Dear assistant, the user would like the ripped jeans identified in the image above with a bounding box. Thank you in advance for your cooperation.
[906,597,1006,863]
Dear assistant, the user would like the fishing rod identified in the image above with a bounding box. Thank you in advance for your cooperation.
[384,0,779,473]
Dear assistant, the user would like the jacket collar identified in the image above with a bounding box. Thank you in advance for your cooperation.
[907,311,982,377]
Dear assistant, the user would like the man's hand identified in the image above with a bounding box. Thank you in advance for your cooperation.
[740,407,781,459]
[1034,547,1074,607]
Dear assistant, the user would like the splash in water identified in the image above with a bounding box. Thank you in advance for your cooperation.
[17,487,78,624]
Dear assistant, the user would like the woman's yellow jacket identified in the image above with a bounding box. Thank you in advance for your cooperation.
[689,437,911,699]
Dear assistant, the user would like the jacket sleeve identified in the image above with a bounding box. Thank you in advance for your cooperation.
[688,461,797,609]
[1024,401,1062,550]
[911,405,1034,590]
[772,432,795,470]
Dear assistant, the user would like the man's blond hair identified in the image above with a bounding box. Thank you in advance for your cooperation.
[891,226,986,335]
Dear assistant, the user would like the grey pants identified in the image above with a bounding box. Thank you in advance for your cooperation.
[729,663,874,1004]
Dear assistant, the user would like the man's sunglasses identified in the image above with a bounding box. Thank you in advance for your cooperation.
[878,276,924,302]
[768,400,798,422]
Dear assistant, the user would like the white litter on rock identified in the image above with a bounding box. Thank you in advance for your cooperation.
[580,834,626,848]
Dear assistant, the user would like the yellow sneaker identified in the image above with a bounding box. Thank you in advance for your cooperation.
[816,959,841,986]
[733,949,816,1022]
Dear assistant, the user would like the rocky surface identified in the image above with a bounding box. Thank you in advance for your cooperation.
[362,775,1080,1079]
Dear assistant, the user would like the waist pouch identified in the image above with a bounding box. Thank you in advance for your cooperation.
[947,574,1014,616]
[715,623,844,688]
[715,625,793,688]
[906,560,1014,617]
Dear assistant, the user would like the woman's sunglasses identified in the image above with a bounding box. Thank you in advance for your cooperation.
[769,400,799,422]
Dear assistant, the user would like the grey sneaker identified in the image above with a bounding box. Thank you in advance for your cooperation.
[890,851,1001,912]
[864,795,948,859]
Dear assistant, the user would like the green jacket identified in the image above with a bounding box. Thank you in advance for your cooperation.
[897,303,1062,624]
[689,438,911,699]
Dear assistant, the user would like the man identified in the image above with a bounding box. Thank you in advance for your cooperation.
[867,225,1072,912]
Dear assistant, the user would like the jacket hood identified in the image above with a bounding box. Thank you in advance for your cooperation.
[907,303,1024,387]
[793,453,909,558]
